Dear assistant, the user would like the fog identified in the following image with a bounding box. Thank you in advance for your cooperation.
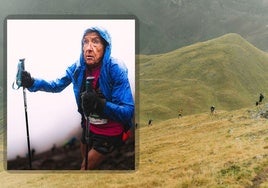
[7,19,135,160]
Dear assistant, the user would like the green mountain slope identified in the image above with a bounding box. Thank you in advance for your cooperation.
[139,33,268,123]
[1,107,268,187]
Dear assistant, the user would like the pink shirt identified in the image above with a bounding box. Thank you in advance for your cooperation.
[86,66,124,136]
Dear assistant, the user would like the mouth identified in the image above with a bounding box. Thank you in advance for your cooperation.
[85,55,94,61]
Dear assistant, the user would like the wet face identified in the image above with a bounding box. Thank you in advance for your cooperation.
[83,32,105,67]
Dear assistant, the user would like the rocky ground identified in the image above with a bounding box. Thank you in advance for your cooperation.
[7,130,135,171]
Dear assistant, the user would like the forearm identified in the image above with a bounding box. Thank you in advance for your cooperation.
[28,77,71,93]
[103,101,134,124]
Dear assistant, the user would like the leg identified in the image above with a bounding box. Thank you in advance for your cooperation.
[80,146,106,170]
[80,132,122,170]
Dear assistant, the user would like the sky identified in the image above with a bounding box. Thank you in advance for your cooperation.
[6,18,135,160]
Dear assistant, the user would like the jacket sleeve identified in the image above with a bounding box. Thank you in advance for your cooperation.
[28,66,73,93]
[102,63,134,126]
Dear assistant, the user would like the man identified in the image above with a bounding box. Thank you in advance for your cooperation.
[148,119,153,126]
[21,26,134,170]
[259,93,264,104]
[210,106,215,114]
[178,109,183,118]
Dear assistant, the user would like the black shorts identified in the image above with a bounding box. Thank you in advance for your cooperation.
[81,128,124,155]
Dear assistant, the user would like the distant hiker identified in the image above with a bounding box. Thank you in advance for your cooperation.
[259,93,264,103]
[20,27,134,170]
[178,109,183,118]
[135,123,138,129]
[210,106,215,114]
[148,119,153,126]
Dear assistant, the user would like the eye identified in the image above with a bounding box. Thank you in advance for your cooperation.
[83,39,89,45]
[92,38,101,45]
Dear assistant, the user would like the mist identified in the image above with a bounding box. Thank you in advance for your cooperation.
[7,19,135,160]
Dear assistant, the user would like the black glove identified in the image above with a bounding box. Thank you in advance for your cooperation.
[81,91,106,117]
[21,71,34,88]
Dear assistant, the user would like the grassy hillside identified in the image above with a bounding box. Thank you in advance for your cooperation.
[1,106,268,187]
[138,33,268,124]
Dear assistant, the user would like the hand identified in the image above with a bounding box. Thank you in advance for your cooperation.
[81,91,106,116]
[21,71,34,88]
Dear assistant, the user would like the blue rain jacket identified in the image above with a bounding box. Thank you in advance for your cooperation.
[28,27,134,129]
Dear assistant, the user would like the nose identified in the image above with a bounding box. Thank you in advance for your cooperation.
[84,42,93,51]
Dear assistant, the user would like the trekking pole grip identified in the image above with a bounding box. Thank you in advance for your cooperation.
[86,76,94,93]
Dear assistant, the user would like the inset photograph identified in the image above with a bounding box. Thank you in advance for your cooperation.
[6,17,136,170]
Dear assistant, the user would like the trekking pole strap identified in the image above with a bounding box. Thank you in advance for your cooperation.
[12,59,25,90]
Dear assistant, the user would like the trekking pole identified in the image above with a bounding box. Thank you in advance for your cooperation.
[12,59,32,169]
[84,76,94,170]
[23,84,32,169]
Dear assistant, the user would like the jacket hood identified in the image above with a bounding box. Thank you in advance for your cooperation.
[80,26,112,67]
